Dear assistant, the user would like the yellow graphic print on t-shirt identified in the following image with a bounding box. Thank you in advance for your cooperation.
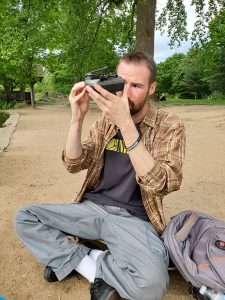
[106,138,127,154]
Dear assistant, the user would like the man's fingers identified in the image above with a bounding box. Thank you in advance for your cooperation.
[92,84,117,101]
[84,91,91,102]
[70,81,85,97]
[77,88,86,99]
[72,81,85,90]
[69,87,86,102]
[92,97,106,112]
[86,86,110,113]
[93,84,110,98]
[116,91,123,97]
[86,86,108,104]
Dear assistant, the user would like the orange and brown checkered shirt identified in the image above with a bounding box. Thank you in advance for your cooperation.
[62,105,186,234]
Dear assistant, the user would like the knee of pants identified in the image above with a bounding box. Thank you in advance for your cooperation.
[127,269,169,300]
[14,205,38,236]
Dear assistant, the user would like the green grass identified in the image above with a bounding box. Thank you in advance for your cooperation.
[0,112,10,127]
[160,97,225,106]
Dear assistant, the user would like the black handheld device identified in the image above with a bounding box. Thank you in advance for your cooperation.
[85,66,124,94]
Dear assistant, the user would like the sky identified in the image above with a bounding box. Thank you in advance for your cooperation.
[154,0,196,63]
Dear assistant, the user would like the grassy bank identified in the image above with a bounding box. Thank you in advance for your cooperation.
[0,112,10,127]
[160,97,225,106]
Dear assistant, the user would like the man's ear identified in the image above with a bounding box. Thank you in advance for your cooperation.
[148,82,157,96]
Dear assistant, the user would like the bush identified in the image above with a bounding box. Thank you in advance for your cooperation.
[210,91,225,99]
[179,92,196,99]
[0,112,10,127]
[0,100,16,109]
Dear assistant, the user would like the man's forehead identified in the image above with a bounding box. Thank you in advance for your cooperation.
[117,61,151,81]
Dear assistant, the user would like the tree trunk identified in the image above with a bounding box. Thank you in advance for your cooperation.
[135,0,156,58]
[20,85,25,101]
[3,82,12,103]
[30,81,35,108]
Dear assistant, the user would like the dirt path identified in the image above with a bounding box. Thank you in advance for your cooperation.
[0,104,225,300]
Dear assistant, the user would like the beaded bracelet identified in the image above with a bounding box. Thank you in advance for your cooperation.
[126,133,142,151]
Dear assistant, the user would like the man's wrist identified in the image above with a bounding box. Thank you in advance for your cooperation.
[70,116,83,123]
[70,118,83,130]
[120,120,141,150]
[126,132,142,151]
[119,116,134,133]
[70,118,78,124]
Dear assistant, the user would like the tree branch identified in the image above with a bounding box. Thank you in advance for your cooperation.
[90,0,111,44]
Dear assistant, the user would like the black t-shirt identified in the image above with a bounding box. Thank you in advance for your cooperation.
[83,125,149,222]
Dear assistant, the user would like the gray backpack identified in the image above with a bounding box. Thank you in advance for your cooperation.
[162,210,225,298]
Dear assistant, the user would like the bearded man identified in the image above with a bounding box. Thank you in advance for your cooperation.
[15,51,186,300]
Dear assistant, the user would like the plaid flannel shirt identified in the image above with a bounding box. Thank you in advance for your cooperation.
[62,105,186,234]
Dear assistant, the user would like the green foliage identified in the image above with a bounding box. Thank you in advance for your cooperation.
[156,8,225,100]
[202,10,225,93]
[156,50,211,99]
[0,0,225,104]
[0,0,61,105]
[161,97,225,106]
[0,100,16,110]
[35,70,56,97]
[179,48,210,99]
[156,54,186,94]
[0,111,10,127]
[156,0,188,47]
[44,0,134,91]
[156,0,225,47]
[204,48,225,93]
[210,91,225,99]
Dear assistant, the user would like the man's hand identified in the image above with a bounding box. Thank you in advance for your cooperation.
[69,82,90,122]
[86,83,132,130]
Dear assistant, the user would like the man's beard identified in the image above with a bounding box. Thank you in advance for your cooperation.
[129,103,139,116]
[128,96,148,116]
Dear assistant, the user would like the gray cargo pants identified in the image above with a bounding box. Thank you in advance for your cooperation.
[14,200,169,300]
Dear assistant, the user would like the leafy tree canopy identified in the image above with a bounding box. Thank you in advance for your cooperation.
[156,0,225,47]
[0,0,225,100]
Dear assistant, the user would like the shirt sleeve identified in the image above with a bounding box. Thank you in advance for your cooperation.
[136,119,186,197]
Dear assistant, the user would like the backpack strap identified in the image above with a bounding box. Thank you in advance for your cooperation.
[176,213,198,242]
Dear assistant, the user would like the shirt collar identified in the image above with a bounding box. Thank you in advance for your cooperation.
[142,104,158,128]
